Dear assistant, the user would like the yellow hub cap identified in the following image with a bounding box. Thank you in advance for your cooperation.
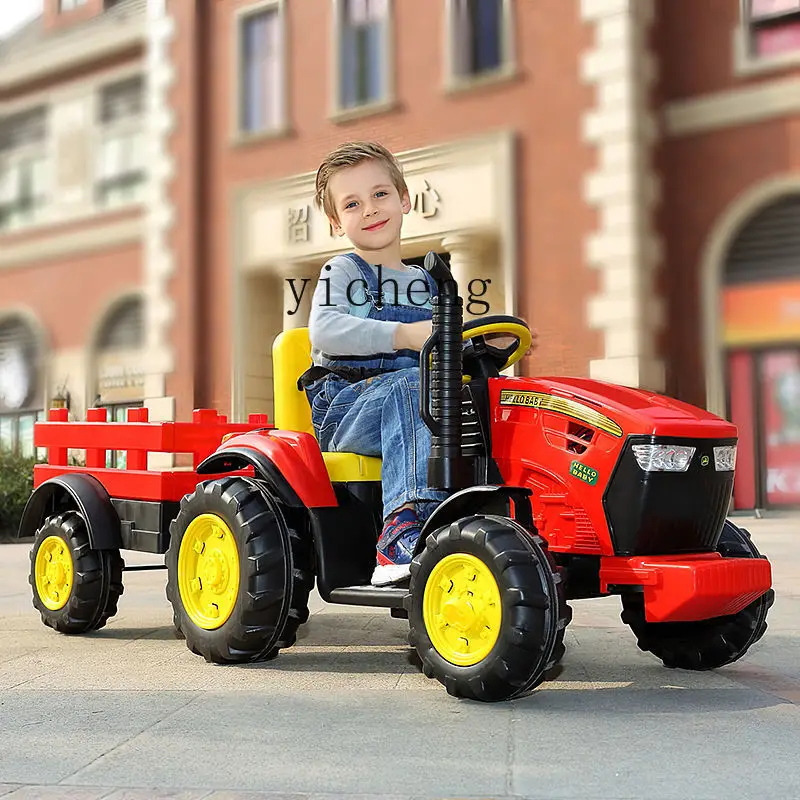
[178,513,240,630]
[422,553,502,667]
[35,535,74,611]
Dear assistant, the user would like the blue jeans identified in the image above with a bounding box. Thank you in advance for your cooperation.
[312,368,449,521]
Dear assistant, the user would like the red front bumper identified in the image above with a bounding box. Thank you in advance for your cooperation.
[599,553,773,623]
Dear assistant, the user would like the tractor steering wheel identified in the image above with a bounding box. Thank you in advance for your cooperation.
[462,315,532,377]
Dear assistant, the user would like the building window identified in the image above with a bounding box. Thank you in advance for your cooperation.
[238,3,286,135]
[0,107,49,232]
[96,75,146,209]
[744,0,800,59]
[101,402,144,469]
[448,0,513,84]
[0,411,45,459]
[60,0,88,10]
[336,0,390,111]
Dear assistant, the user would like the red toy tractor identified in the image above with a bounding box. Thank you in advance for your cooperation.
[19,252,773,702]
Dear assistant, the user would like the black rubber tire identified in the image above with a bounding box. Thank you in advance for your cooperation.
[407,515,567,702]
[166,476,313,664]
[620,520,775,671]
[29,511,124,634]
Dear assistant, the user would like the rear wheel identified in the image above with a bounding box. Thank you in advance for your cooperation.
[621,520,774,670]
[29,511,124,634]
[407,515,567,702]
[166,476,313,663]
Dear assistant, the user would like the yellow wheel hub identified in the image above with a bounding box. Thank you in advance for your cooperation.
[177,513,240,630]
[422,553,502,667]
[34,535,74,611]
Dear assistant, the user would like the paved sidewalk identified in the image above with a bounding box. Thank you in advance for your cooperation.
[1,514,798,799]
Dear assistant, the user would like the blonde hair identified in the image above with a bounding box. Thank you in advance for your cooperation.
[315,141,408,221]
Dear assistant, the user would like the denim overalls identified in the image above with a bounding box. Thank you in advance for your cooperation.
[303,253,449,520]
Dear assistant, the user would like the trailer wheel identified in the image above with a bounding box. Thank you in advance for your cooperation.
[166,476,313,664]
[407,515,566,702]
[621,520,775,671]
[29,511,124,634]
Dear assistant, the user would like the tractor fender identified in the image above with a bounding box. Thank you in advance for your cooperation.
[18,472,122,550]
[196,430,338,509]
[415,485,537,557]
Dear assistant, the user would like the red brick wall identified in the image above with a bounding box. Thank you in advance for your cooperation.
[659,118,800,407]
[657,0,800,101]
[203,0,602,415]
[166,0,206,422]
[0,241,142,350]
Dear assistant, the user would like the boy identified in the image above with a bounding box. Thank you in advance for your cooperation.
[303,141,449,586]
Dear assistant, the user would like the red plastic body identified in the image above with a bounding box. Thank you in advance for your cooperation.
[488,374,772,621]
[30,371,773,623]
[32,407,271,503]
[489,375,738,556]
[211,429,337,508]
[598,553,771,622]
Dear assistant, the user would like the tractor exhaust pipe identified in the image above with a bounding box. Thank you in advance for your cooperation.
[420,251,475,490]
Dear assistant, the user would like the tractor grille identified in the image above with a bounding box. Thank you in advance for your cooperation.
[603,435,736,556]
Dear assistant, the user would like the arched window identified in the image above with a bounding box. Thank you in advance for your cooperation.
[93,296,145,468]
[0,316,43,457]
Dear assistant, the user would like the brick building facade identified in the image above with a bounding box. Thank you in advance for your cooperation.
[0,0,148,464]
[2,0,799,510]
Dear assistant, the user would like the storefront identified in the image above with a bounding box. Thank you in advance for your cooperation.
[231,132,517,421]
[723,193,800,510]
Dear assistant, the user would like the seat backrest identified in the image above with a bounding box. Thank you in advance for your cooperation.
[272,327,315,437]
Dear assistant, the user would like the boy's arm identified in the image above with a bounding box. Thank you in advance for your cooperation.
[308,257,401,356]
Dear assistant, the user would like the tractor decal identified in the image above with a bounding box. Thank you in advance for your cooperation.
[498,390,623,438]
[569,460,599,486]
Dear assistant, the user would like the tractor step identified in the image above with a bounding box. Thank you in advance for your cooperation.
[328,585,409,608]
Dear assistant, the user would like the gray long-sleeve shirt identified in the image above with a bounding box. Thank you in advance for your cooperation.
[307,254,432,362]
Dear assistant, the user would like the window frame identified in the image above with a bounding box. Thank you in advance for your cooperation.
[0,410,45,460]
[735,0,800,75]
[0,106,50,233]
[329,0,396,122]
[100,401,144,469]
[232,0,290,143]
[94,75,147,210]
[444,0,517,93]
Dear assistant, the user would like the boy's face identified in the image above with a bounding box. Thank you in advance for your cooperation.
[327,159,411,253]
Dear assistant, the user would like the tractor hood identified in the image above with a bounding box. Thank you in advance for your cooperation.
[493,375,737,440]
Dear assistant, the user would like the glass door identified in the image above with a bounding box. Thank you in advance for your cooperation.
[758,348,800,508]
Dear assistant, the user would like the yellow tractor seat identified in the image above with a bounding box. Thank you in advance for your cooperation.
[272,327,382,483]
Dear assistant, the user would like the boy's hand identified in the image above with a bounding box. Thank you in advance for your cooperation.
[394,320,432,351]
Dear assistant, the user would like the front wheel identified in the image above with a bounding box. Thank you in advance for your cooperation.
[621,520,775,671]
[407,515,567,702]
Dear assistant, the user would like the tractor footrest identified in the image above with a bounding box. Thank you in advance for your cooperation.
[599,552,772,623]
[328,585,409,608]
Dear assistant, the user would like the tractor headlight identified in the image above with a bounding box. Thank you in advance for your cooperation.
[713,445,737,472]
[632,444,696,473]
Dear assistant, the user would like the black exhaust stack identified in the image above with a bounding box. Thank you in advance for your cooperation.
[420,251,475,490]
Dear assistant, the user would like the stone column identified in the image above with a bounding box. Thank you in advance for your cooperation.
[580,0,665,392]
[442,233,483,321]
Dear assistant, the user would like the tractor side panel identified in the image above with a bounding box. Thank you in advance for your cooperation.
[488,379,625,556]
